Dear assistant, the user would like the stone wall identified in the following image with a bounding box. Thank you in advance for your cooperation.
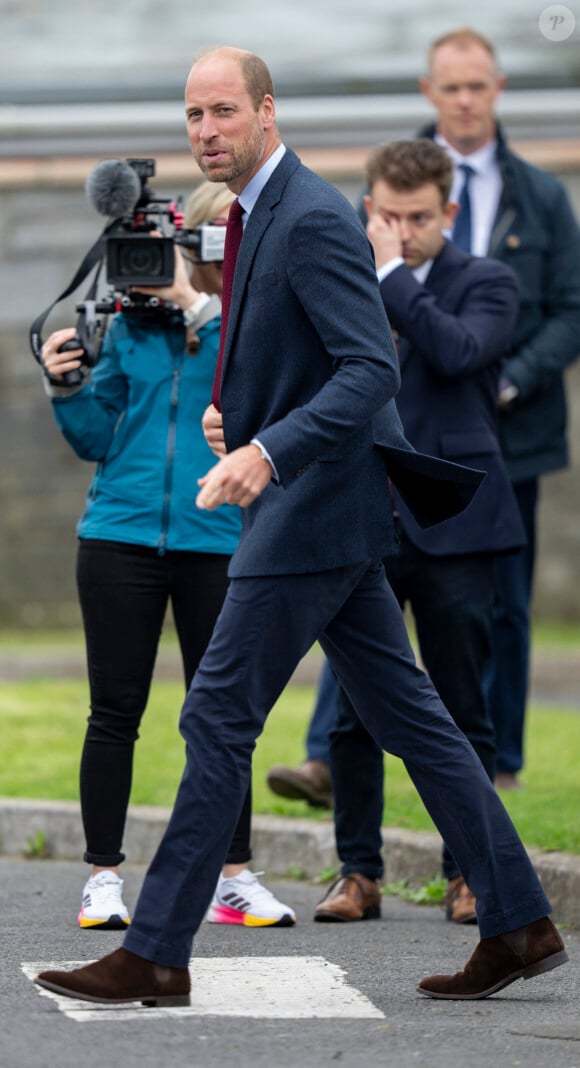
[1,164,579,627]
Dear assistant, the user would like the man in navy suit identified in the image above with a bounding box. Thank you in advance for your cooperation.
[313,140,526,928]
[419,27,580,790]
[36,48,567,1005]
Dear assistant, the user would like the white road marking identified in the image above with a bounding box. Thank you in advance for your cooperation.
[23,956,385,1021]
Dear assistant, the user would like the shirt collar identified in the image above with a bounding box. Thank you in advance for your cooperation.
[238,143,287,219]
[435,133,498,176]
[413,259,433,284]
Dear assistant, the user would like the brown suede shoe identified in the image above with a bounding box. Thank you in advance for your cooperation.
[267,759,333,808]
[418,916,568,1000]
[34,947,191,1006]
[314,873,381,922]
[445,875,478,925]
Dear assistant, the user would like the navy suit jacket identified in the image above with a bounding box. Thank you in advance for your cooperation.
[419,122,580,481]
[380,241,525,556]
[218,149,483,578]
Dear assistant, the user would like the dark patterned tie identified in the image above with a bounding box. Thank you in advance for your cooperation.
[452,163,475,253]
[211,198,244,411]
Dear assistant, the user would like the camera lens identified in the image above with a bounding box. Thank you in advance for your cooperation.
[118,240,164,279]
[106,234,175,287]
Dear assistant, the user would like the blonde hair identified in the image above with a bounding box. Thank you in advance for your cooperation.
[183,181,235,230]
[428,26,498,70]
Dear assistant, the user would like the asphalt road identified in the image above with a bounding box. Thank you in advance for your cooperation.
[2,858,578,1068]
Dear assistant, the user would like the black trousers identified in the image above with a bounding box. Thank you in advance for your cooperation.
[76,539,251,868]
[486,478,538,773]
[331,533,496,881]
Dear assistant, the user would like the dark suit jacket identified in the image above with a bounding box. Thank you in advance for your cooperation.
[218,149,483,578]
[380,240,525,556]
[420,123,580,480]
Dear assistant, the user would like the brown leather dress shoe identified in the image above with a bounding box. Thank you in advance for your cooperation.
[494,772,522,791]
[314,873,381,922]
[418,916,568,1000]
[267,759,333,808]
[34,947,191,1006]
[445,875,478,925]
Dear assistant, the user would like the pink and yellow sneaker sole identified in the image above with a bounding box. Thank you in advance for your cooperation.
[206,903,295,927]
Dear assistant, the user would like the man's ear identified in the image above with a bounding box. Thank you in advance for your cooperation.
[363,194,373,218]
[444,201,459,229]
[259,93,276,129]
[418,76,433,104]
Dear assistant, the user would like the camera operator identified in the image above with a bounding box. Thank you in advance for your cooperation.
[40,180,296,932]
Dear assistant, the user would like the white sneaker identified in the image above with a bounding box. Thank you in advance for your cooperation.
[206,869,297,927]
[78,870,131,929]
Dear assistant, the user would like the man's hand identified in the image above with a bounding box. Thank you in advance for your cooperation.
[196,445,273,510]
[498,382,519,410]
[202,403,227,456]
[365,209,403,269]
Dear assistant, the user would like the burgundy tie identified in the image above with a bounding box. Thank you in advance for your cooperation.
[211,198,244,411]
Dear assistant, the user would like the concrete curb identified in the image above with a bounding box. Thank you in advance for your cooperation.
[2,798,579,926]
[2,646,580,706]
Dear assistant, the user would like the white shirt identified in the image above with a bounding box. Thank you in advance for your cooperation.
[238,143,286,224]
[412,259,433,285]
[377,257,433,284]
[435,134,503,257]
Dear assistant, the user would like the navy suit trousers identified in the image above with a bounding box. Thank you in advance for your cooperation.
[123,561,549,968]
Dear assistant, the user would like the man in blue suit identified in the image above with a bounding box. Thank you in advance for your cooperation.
[36,47,567,1005]
[313,140,526,928]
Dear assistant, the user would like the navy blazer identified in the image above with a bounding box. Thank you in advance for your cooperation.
[218,149,483,578]
[380,241,526,556]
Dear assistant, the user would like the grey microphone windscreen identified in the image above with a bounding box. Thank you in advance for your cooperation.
[85,159,142,218]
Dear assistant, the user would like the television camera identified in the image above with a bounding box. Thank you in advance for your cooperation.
[30,157,226,385]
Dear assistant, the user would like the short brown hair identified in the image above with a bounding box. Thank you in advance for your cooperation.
[192,47,274,110]
[239,52,275,109]
[366,140,453,205]
[428,26,497,69]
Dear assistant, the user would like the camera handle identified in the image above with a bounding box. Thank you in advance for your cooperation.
[54,300,102,387]
[56,337,87,388]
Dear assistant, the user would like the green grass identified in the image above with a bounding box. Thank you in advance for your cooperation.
[0,626,179,650]
[1,618,578,647]
[1,676,579,854]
